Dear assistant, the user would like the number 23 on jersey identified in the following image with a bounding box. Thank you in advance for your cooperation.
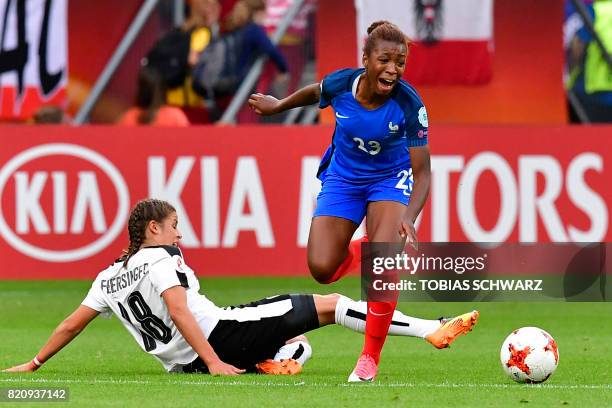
[352,137,381,155]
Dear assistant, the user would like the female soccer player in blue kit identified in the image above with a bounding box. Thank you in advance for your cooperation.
[249,21,478,382]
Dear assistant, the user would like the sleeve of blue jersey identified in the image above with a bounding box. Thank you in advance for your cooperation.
[319,68,361,109]
[395,81,429,147]
[576,4,595,43]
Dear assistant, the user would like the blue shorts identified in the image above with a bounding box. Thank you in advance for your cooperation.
[313,170,412,224]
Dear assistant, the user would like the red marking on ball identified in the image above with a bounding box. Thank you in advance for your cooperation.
[542,332,559,364]
[506,343,532,374]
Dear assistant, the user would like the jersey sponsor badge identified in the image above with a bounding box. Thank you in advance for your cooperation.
[418,107,429,127]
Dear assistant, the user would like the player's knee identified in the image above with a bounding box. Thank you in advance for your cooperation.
[313,293,341,323]
[307,258,337,284]
[314,293,341,304]
[312,273,333,284]
[323,293,342,311]
[325,293,342,302]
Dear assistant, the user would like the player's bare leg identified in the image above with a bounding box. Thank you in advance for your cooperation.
[307,216,359,284]
[313,293,343,325]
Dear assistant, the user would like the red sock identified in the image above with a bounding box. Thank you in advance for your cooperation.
[320,235,368,284]
[362,301,397,364]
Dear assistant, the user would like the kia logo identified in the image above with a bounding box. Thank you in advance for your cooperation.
[0,144,129,262]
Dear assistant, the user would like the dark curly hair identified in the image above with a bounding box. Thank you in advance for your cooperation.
[363,20,410,56]
[123,199,176,267]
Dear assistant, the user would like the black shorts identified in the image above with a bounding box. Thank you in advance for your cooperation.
[182,294,319,373]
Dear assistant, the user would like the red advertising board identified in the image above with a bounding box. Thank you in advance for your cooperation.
[0,125,610,279]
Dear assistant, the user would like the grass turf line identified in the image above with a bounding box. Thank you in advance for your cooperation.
[1,278,611,407]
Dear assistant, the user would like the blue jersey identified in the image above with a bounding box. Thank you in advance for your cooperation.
[317,68,429,184]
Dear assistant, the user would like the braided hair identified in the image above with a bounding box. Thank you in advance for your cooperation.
[363,20,409,56]
[123,199,176,267]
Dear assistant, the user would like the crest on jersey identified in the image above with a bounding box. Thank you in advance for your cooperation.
[388,121,399,133]
[174,254,184,271]
[418,107,429,127]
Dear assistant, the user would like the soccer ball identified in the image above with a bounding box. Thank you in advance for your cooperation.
[500,327,559,383]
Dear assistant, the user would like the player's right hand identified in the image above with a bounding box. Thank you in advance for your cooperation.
[248,93,281,116]
[207,360,246,376]
[2,361,39,373]
[399,217,418,250]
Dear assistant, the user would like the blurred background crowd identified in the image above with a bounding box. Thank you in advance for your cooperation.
[0,0,610,126]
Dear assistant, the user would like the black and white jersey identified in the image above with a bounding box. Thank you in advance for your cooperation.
[81,246,220,372]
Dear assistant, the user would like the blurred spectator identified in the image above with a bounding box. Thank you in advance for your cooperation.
[32,105,67,124]
[224,0,288,81]
[259,0,316,97]
[219,0,241,25]
[566,0,612,123]
[118,66,189,126]
[192,0,288,121]
[145,0,221,123]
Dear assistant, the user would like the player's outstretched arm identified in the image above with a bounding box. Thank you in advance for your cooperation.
[162,286,245,376]
[2,305,99,373]
[248,83,321,116]
[400,145,431,248]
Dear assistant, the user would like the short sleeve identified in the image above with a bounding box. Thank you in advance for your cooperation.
[81,278,112,319]
[319,68,361,109]
[406,105,429,148]
[319,81,329,108]
[576,5,595,43]
[148,254,188,296]
[394,81,429,147]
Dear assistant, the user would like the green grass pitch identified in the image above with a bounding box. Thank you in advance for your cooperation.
[1,277,611,407]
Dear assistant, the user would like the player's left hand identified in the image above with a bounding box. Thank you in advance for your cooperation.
[2,361,39,373]
[207,360,246,376]
[399,218,418,250]
[248,93,281,115]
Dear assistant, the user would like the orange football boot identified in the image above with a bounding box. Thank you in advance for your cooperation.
[425,310,479,349]
[255,359,302,375]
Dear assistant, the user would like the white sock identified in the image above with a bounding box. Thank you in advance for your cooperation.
[334,295,441,338]
[274,341,312,366]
